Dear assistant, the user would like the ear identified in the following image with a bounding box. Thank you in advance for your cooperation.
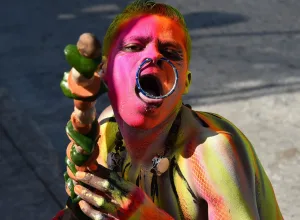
[183,70,192,94]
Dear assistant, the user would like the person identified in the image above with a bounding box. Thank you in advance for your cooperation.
[53,0,283,219]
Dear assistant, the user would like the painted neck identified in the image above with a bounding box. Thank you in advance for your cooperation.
[115,104,182,167]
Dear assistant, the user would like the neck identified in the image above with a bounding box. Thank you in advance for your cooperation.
[115,103,182,168]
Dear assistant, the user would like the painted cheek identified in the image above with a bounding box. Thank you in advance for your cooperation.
[107,55,140,111]
[112,56,138,90]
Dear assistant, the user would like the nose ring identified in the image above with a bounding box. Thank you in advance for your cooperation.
[135,57,179,99]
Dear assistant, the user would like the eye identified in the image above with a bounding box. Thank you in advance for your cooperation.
[161,47,182,61]
[123,43,144,52]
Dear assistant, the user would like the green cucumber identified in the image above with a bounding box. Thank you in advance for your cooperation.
[64,44,101,79]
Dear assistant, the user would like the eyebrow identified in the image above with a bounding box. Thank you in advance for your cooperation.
[121,36,184,51]
[122,36,153,43]
[158,40,183,51]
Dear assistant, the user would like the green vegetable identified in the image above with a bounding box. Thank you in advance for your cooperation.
[64,171,69,182]
[64,44,101,79]
[65,119,99,154]
[60,72,80,99]
[70,144,90,166]
[66,178,81,203]
[65,157,77,175]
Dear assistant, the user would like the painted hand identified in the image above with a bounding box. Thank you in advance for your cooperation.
[73,165,151,220]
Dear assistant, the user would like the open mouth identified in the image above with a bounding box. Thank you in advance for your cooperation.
[137,74,162,96]
[135,74,164,107]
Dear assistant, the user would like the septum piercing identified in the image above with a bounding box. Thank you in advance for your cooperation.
[135,57,179,99]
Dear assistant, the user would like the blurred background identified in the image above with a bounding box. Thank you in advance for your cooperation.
[0,0,299,219]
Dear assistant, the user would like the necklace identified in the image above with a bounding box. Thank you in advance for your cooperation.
[107,106,183,176]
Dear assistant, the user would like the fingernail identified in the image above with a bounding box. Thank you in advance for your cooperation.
[78,200,84,207]
[74,185,82,193]
[78,200,87,212]
[76,171,85,179]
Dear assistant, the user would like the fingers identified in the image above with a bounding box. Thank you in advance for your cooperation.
[76,169,136,198]
[75,185,118,216]
[76,171,112,193]
[75,171,137,210]
[90,164,134,194]
[78,200,112,220]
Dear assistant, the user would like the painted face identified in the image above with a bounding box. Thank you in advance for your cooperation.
[104,14,188,129]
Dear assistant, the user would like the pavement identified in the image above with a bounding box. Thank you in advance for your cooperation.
[0,0,299,219]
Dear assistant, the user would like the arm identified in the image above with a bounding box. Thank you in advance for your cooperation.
[62,106,174,220]
[190,131,283,219]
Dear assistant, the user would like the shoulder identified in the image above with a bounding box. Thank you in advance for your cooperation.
[98,105,115,124]
[192,110,240,135]
[186,111,282,218]
[185,110,258,194]
[180,108,244,162]
[191,110,254,155]
[190,110,256,170]
[97,105,118,138]
[97,105,119,137]
[185,128,254,203]
[96,105,118,164]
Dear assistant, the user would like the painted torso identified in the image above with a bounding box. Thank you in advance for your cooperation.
[97,106,283,220]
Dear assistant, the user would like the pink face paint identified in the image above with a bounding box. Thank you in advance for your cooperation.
[104,15,188,129]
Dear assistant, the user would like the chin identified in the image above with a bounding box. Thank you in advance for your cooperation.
[120,108,162,130]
